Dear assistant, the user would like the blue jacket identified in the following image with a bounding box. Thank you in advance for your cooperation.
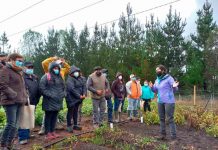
[141,85,154,100]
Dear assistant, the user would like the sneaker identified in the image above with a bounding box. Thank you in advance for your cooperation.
[55,123,64,130]
[38,129,45,135]
[73,126,82,131]
[52,132,60,138]
[19,140,27,145]
[67,126,73,133]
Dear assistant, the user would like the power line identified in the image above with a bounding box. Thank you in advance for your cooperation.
[0,0,46,24]
[8,0,104,37]
[78,0,181,32]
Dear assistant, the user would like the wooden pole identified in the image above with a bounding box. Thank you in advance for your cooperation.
[194,85,196,106]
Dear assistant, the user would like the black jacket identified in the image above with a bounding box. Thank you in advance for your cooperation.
[39,62,65,111]
[66,66,86,108]
[24,73,41,106]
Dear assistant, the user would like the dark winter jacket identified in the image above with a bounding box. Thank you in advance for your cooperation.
[24,73,41,106]
[111,72,127,99]
[66,66,86,108]
[39,62,65,111]
[0,64,28,105]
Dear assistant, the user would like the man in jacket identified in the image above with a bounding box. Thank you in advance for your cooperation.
[66,66,86,132]
[18,62,41,144]
[0,53,28,149]
[87,66,109,128]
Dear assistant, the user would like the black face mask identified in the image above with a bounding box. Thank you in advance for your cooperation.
[96,71,102,76]
[156,72,163,77]
[0,60,6,66]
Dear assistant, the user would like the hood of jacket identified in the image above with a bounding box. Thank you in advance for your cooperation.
[69,65,80,75]
[48,62,61,73]
[116,72,122,78]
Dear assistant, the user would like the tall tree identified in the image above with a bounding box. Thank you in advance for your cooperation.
[20,30,43,58]
[161,6,186,78]
[0,32,10,53]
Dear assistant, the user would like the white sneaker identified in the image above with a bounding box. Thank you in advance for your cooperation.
[19,139,28,145]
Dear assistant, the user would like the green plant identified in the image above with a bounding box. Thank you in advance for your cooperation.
[206,125,218,137]
[139,137,156,146]
[156,144,169,150]
[31,144,43,150]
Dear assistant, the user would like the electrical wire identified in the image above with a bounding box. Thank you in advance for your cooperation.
[8,0,104,37]
[0,0,46,24]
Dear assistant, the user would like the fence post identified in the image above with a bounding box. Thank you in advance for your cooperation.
[194,85,196,106]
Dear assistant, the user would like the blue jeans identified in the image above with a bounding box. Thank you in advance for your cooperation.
[127,98,138,110]
[114,98,124,112]
[106,97,113,122]
[1,104,22,146]
[158,103,176,137]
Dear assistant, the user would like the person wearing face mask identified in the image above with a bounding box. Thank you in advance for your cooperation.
[149,65,179,141]
[18,62,42,145]
[0,53,28,149]
[39,62,65,141]
[87,66,110,128]
[41,56,70,80]
[126,74,142,121]
[38,56,70,135]
[111,72,127,123]
[141,80,154,112]
[66,65,86,132]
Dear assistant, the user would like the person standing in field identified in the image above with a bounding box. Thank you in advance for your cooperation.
[141,80,154,112]
[38,56,70,135]
[0,53,28,149]
[111,72,127,123]
[126,74,142,121]
[101,68,113,123]
[18,62,41,145]
[149,65,179,140]
[66,65,86,132]
[39,62,65,140]
[87,66,110,128]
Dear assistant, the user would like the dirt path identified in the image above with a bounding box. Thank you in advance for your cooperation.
[118,121,218,150]
[16,116,218,150]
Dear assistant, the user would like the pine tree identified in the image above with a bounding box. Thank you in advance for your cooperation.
[161,6,186,77]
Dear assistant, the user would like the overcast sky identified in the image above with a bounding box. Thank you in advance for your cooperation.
[0,0,217,51]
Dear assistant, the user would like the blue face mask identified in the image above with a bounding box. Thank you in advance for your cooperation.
[53,69,59,75]
[15,60,23,67]
[25,69,34,75]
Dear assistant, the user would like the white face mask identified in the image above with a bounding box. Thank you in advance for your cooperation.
[73,72,79,77]
[118,76,122,80]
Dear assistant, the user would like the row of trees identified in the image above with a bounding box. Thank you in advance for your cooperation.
[1,1,218,91]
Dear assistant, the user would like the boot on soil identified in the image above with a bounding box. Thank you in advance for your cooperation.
[19,139,28,145]
[38,126,45,135]
[118,112,123,122]
[127,110,132,121]
[73,125,82,131]
[156,134,167,141]
[114,111,119,123]
[67,126,73,133]
[45,133,55,141]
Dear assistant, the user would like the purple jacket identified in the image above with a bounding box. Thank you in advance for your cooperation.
[152,74,178,103]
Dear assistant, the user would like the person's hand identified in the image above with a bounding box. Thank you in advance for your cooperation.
[96,90,103,96]
[173,81,179,87]
[149,81,153,88]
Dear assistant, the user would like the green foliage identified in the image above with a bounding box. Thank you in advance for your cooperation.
[206,124,218,137]
[81,98,93,116]
[155,144,169,150]
[0,108,6,128]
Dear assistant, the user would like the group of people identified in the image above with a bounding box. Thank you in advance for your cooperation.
[0,52,179,150]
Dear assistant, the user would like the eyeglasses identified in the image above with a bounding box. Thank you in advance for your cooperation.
[26,66,34,69]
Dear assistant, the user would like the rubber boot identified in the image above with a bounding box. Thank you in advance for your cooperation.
[114,111,119,123]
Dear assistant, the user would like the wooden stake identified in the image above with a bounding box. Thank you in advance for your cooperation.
[194,85,196,106]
